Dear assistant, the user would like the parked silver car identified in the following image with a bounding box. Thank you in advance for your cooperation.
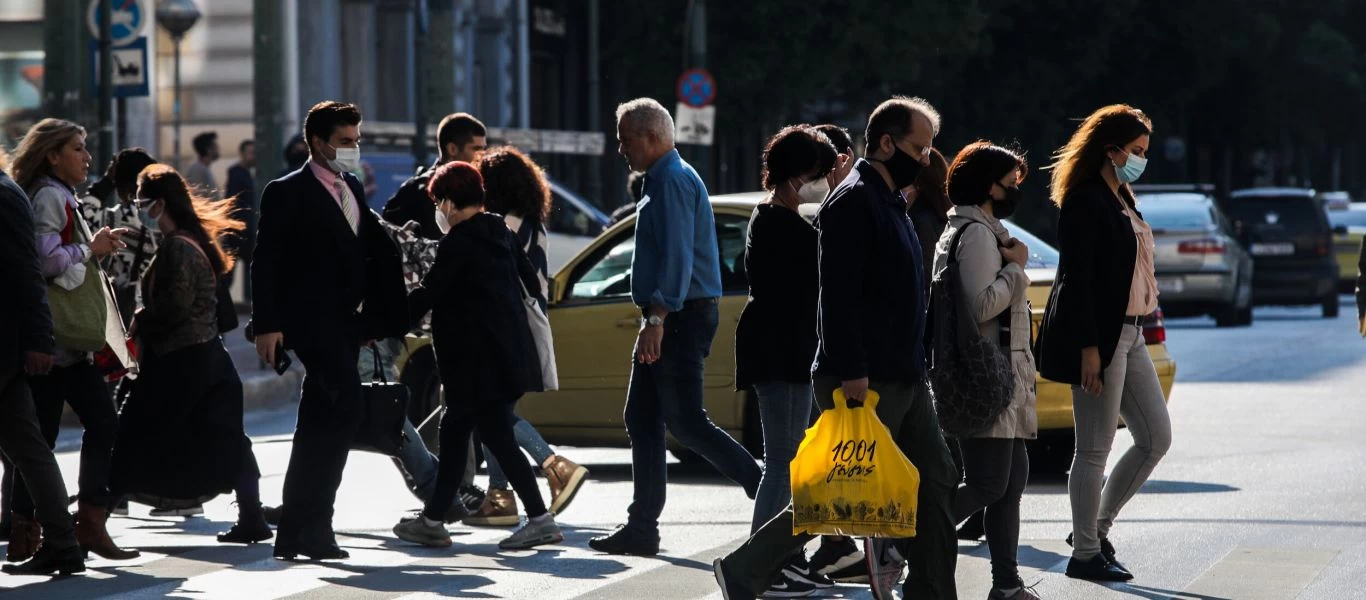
[1136,190,1255,327]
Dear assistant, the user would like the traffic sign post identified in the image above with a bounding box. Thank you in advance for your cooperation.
[91,37,150,98]
[88,0,149,47]
[676,67,716,108]
[676,68,717,147]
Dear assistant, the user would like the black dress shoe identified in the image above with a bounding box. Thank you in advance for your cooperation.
[588,524,660,556]
[1065,554,1133,582]
[218,512,274,544]
[1,543,86,576]
[273,537,349,561]
[1066,533,1131,576]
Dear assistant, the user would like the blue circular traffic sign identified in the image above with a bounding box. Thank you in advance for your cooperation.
[87,0,148,48]
[677,68,717,108]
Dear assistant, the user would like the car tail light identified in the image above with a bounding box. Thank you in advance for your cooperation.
[1177,238,1225,254]
[1317,239,1329,256]
[1142,309,1166,345]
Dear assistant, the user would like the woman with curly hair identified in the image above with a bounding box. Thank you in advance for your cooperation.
[459,146,589,528]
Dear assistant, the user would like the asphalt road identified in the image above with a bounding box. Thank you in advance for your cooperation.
[2,300,1364,599]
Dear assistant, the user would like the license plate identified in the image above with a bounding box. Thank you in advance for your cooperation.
[1157,277,1184,294]
[1250,243,1294,256]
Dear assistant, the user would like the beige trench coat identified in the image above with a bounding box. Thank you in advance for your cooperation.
[931,205,1038,439]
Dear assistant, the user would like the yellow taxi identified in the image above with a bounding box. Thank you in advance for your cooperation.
[1326,202,1366,291]
[395,192,1176,472]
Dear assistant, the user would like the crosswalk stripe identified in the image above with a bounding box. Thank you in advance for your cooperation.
[1183,546,1340,600]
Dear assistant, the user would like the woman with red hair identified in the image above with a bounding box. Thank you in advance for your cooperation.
[391,161,562,552]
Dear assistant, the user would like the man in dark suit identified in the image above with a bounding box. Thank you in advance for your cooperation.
[0,156,84,575]
[251,101,407,561]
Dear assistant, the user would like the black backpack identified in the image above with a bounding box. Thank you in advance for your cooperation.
[926,222,1015,438]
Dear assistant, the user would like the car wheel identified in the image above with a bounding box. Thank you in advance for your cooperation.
[1026,433,1075,476]
[1213,301,1239,328]
[398,346,444,453]
[1323,293,1340,319]
[1236,305,1254,326]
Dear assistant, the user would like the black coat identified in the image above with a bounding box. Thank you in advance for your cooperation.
[382,167,441,240]
[734,204,818,389]
[409,212,544,406]
[250,165,408,348]
[811,159,928,384]
[1034,175,1140,385]
[0,169,53,369]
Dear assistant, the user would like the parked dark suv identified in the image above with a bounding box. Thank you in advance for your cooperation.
[1225,188,1338,317]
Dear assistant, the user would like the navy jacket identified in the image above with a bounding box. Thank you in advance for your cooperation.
[0,169,54,369]
[812,159,928,384]
[250,165,408,349]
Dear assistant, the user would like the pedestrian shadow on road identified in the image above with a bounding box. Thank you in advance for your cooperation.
[1020,479,1239,495]
[489,545,631,580]
[1104,583,1233,600]
[319,566,498,597]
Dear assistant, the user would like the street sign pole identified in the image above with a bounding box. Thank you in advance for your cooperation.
[98,0,113,173]
[688,0,710,188]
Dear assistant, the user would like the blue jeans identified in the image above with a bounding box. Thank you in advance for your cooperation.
[750,381,812,533]
[485,415,556,489]
[623,301,761,532]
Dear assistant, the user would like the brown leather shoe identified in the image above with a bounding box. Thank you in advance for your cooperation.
[7,512,40,562]
[75,502,140,560]
[462,488,519,527]
[542,455,589,516]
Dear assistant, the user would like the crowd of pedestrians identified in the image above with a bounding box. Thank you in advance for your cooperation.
[0,93,1172,600]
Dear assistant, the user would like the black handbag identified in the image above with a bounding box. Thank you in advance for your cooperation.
[927,222,1016,438]
[351,344,409,456]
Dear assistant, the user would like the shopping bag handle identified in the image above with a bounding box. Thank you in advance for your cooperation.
[832,388,880,411]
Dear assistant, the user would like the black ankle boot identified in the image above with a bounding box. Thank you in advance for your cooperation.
[1,543,86,576]
[218,506,273,544]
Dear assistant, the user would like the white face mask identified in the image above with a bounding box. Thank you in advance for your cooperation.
[326,143,361,173]
[434,205,451,234]
[797,178,831,204]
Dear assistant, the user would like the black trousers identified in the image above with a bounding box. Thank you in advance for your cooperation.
[954,438,1030,589]
[0,368,77,548]
[424,398,546,522]
[275,341,364,544]
[14,360,118,512]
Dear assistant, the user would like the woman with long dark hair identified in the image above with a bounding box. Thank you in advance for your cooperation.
[110,165,271,545]
[933,142,1038,600]
[461,146,589,527]
[1035,105,1171,582]
[8,118,138,562]
[908,147,951,278]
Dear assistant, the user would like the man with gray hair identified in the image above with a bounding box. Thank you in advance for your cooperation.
[589,98,761,556]
[713,97,960,600]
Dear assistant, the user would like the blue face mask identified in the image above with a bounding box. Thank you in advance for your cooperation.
[1114,151,1148,184]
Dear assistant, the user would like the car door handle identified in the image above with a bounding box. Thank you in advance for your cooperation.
[616,316,643,329]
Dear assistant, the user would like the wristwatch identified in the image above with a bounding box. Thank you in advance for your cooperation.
[645,315,665,328]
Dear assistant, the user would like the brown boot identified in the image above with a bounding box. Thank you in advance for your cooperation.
[75,502,140,560]
[542,455,589,516]
[6,512,40,562]
[462,488,519,527]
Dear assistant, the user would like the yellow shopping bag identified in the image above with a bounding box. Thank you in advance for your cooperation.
[790,389,920,538]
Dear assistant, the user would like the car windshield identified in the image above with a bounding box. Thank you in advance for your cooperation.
[1141,203,1214,231]
[1227,196,1324,230]
[1002,220,1058,268]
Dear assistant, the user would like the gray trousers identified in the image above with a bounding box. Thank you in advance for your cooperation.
[1069,323,1172,559]
[0,367,77,549]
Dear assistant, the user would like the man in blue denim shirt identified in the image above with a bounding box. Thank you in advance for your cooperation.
[589,98,761,556]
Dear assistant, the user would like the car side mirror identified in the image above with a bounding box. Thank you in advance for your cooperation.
[1334,224,1348,235]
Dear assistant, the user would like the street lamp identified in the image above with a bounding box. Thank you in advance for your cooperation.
[156,0,202,169]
